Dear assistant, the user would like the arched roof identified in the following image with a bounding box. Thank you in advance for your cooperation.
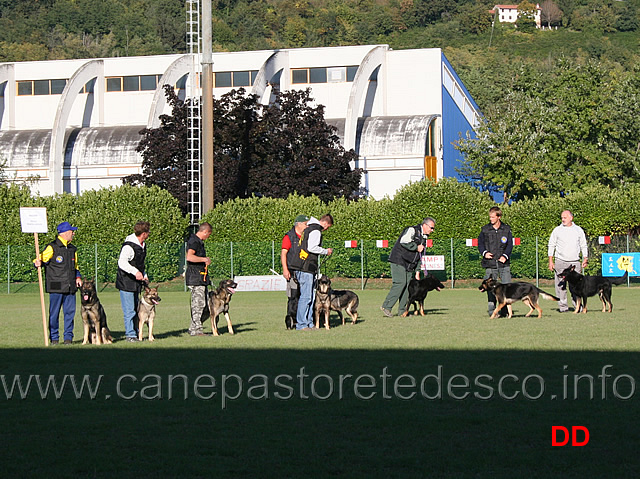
[0,126,143,169]
[1,116,435,173]
[327,115,438,157]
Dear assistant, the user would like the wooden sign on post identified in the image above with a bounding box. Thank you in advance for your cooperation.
[20,207,49,347]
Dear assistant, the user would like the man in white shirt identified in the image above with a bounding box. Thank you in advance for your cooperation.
[548,210,588,312]
[116,221,150,341]
[290,214,333,330]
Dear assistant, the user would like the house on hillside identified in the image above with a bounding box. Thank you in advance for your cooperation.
[492,4,542,28]
[0,45,481,202]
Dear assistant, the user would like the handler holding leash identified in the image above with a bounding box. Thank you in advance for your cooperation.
[548,210,588,312]
[116,221,150,342]
[381,217,435,317]
[288,214,333,330]
[478,206,513,317]
[186,222,212,336]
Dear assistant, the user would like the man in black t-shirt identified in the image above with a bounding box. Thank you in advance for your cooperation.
[186,222,212,336]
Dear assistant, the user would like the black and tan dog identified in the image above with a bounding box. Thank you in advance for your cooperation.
[138,285,161,341]
[479,278,559,318]
[205,279,237,336]
[314,275,359,329]
[401,275,445,317]
[557,266,628,313]
[80,279,113,344]
[285,276,300,330]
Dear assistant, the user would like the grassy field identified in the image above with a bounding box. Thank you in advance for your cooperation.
[1,284,640,477]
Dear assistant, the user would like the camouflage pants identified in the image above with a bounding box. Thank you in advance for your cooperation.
[188,285,208,335]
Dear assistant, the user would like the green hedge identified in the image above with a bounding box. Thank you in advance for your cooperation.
[2,180,640,282]
[0,184,189,282]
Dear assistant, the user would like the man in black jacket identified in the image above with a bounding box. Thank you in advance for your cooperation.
[34,221,83,344]
[478,206,513,317]
[116,221,150,342]
[289,214,333,330]
[381,217,435,317]
[186,222,212,336]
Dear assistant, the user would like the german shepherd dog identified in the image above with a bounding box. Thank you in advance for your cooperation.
[314,275,359,329]
[557,266,628,313]
[138,285,161,341]
[285,276,300,330]
[80,279,113,344]
[206,279,237,336]
[479,278,559,318]
[401,275,445,317]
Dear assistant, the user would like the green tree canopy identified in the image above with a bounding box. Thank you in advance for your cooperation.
[456,59,640,202]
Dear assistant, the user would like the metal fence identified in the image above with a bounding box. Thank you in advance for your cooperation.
[3,236,638,292]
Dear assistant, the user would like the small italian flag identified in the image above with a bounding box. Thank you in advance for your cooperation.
[345,240,358,248]
[466,238,478,247]
[376,240,389,248]
[598,236,611,245]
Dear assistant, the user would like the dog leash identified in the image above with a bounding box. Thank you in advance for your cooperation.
[318,254,330,276]
[200,264,208,283]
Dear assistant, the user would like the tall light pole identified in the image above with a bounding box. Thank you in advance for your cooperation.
[201,0,214,214]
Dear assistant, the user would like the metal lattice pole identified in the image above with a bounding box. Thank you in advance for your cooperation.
[186,0,202,225]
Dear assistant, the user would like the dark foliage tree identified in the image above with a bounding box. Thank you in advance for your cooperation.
[615,3,640,32]
[247,89,361,202]
[125,85,189,212]
[127,86,362,211]
[212,88,261,202]
[411,0,458,27]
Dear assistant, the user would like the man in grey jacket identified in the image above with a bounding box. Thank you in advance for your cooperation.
[548,210,588,312]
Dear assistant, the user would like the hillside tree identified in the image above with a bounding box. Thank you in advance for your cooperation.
[540,0,563,28]
[455,59,640,202]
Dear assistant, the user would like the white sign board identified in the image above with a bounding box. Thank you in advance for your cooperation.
[234,275,287,292]
[20,207,48,233]
[421,255,445,271]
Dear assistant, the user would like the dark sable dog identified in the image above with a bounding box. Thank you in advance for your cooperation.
[205,279,237,336]
[80,279,113,344]
[401,275,445,317]
[557,266,628,313]
[138,285,161,341]
[314,275,359,330]
[479,278,559,319]
[285,276,300,330]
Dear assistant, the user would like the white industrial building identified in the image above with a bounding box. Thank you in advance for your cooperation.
[0,45,481,200]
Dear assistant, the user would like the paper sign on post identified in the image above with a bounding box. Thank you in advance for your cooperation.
[421,255,445,271]
[21,207,49,346]
[20,207,48,233]
[234,275,287,292]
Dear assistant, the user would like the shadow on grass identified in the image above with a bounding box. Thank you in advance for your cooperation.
[1,348,639,477]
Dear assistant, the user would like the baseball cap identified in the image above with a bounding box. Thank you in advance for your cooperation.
[294,215,310,224]
[57,221,78,234]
